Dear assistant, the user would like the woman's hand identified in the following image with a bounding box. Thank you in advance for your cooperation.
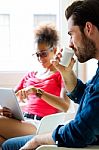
[0,107,12,118]
[16,89,27,102]
[24,86,37,95]
[51,51,77,92]
[16,86,37,102]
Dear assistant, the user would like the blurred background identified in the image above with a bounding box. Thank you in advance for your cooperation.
[0,0,98,88]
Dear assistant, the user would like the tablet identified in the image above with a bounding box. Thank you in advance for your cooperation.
[0,87,24,120]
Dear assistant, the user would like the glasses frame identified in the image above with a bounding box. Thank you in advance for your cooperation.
[32,47,53,61]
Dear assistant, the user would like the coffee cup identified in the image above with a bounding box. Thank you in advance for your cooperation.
[59,47,74,66]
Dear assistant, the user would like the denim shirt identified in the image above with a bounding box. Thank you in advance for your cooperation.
[52,61,99,148]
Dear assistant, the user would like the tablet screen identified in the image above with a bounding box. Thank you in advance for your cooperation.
[0,87,24,120]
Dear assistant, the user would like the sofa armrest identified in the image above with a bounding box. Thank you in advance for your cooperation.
[36,145,99,150]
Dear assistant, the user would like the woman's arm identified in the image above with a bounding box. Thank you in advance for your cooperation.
[41,87,70,112]
[19,86,70,112]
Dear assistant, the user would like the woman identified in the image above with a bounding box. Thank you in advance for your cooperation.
[0,23,70,143]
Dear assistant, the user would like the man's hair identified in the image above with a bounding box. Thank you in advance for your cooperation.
[65,0,99,31]
[34,23,59,48]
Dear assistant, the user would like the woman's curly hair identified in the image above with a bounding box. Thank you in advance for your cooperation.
[34,23,59,48]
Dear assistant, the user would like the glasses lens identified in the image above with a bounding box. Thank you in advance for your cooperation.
[36,51,48,58]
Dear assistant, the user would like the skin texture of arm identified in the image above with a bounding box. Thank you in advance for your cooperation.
[41,87,70,112]
[19,132,55,150]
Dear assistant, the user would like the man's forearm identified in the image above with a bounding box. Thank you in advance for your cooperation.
[35,132,55,146]
[63,71,77,93]
[19,132,56,150]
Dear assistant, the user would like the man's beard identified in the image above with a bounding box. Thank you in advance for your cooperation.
[77,33,97,63]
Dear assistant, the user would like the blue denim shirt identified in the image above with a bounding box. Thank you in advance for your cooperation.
[52,61,99,148]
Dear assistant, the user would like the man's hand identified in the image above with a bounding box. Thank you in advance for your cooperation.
[51,52,77,92]
[19,133,55,150]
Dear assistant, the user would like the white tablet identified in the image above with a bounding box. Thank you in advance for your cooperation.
[0,87,24,121]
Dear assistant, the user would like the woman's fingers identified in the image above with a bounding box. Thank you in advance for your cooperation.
[24,86,36,95]
[2,107,12,117]
[16,86,37,101]
[16,90,27,102]
[21,90,27,99]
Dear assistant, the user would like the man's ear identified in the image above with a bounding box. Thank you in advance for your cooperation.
[84,22,93,36]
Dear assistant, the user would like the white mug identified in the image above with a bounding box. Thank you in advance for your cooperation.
[59,47,74,66]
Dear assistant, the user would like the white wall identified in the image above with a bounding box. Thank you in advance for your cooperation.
[0,0,59,88]
[86,59,98,81]
[0,0,98,87]
[0,72,25,88]
[59,0,78,76]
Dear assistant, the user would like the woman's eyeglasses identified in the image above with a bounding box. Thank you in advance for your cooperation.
[32,47,53,58]
[32,50,49,58]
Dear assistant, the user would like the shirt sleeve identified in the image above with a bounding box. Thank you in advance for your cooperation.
[52,82,99,148]
[67,79,86,104]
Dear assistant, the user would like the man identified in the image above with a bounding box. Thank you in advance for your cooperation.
[2,0,99,149]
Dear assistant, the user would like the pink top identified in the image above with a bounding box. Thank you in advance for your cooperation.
[15,71,63,117]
